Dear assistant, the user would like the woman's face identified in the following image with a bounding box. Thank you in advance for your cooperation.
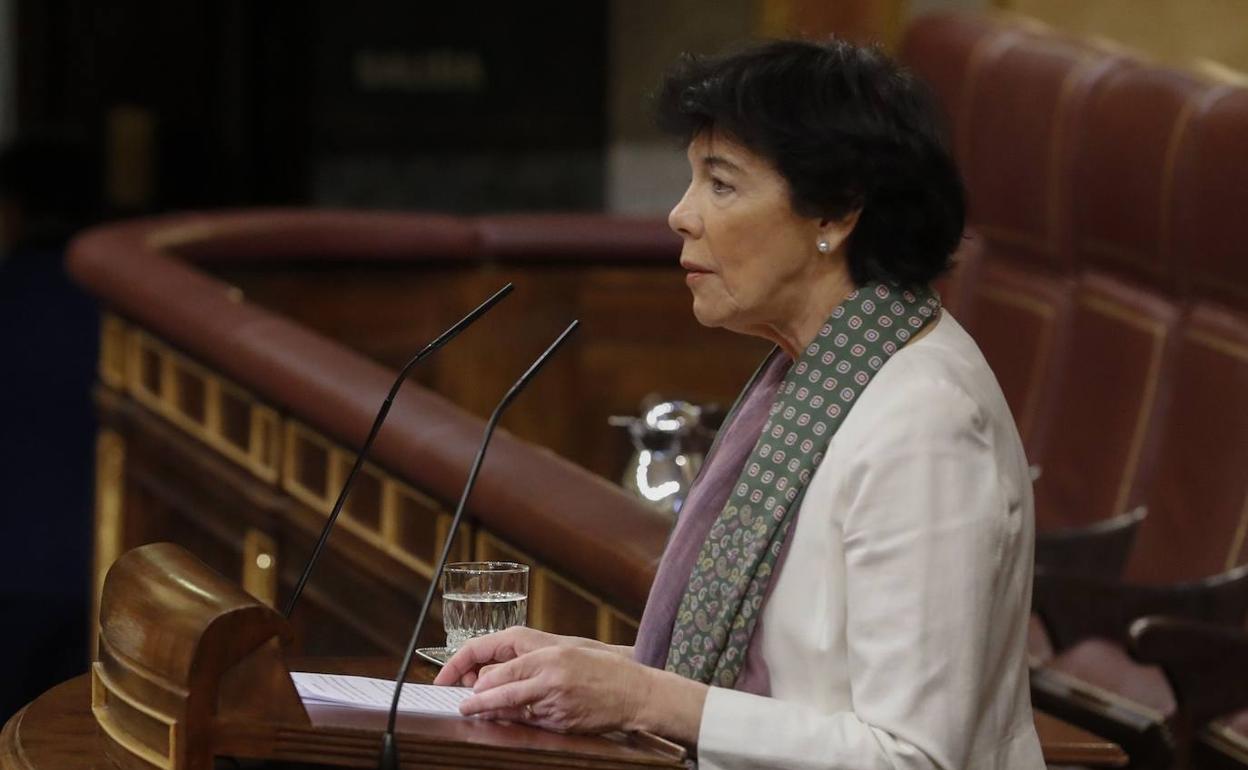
[668,131,829,336]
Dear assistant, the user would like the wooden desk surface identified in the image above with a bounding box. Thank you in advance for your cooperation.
[1034,710,1129,767]
[2,664,1128,769]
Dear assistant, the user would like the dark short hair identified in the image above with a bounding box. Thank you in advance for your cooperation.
[656,39,965,289]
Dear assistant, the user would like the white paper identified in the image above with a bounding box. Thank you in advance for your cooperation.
[292,671,472,716]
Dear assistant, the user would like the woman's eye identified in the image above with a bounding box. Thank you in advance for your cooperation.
[710,178,734,195]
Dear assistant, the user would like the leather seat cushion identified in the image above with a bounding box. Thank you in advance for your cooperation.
[1048,637,1177,718]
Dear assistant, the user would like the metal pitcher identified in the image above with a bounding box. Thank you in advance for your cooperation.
[609,397,716,517]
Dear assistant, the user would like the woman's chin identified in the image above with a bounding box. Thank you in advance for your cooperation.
[689,299,725,329]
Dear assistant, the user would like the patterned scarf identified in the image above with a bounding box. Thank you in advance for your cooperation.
[664,281,940,687]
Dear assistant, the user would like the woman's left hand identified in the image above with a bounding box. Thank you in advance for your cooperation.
[458,645,654,734]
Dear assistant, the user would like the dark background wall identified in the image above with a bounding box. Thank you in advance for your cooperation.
[0,0,611,723]
[13,0,608,215]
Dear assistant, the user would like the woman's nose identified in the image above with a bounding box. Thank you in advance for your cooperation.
[667,186,701,239]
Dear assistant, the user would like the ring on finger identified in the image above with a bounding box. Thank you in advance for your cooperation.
[523,704,534,720]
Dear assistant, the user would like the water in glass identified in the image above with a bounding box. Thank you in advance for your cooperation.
[443,591,528,651]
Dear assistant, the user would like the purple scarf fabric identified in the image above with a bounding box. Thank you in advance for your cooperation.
[633,350,793,696]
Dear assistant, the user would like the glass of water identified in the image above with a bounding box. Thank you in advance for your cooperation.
[441,561,529,652]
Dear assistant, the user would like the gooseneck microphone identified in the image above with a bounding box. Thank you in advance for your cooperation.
[282,283,515,619]
[378,320,580,770]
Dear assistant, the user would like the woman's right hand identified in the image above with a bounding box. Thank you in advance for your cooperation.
[433,626,622,687]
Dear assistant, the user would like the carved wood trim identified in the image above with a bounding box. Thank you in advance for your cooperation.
[92,430,126,658]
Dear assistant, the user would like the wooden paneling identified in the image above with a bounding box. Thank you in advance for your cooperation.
[206,263,771,484]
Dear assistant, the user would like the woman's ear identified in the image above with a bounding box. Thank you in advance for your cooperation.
[817,209,861,253]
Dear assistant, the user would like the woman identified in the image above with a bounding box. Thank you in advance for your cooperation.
[435,38,1044,770]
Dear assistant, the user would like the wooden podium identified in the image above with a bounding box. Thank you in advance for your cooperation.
[3,541,1124,769]
[91,542,686,770]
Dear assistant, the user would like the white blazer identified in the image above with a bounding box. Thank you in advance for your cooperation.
[696,313,1045,770]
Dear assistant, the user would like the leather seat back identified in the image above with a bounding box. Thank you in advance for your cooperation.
[959,257,1074,458]
[906,12,1245,549]
[1173,86,1248,309]
[898,11,1020,164]
[1022,62,1207,531]
[945,25,1127,471]
[1031,274,1179,530]
[1124,305,1248,583]
[958,31,1123,271]
[1123,86,1248,583]
[1070,65,1210,295]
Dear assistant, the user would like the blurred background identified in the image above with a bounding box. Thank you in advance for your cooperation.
[2,0,1247,723]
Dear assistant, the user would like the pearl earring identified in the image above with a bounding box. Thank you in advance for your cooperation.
[817,239,831,254]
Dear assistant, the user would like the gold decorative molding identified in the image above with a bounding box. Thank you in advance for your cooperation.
[250,404,282,482]
[282,424,485,582]
[436,509,474,565]
[92,429,126,655]
[119,326,281,483]
[337,453,385,534]
[125,328,166,410]
[380,480,467,578]
[282,420,337,514]
[99,314,127,390]
[101,320,641,644]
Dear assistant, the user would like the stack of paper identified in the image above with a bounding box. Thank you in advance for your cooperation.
[292,671,472,716]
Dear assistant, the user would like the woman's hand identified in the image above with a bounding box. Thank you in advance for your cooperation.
[433,626,618,688]
[458,646,653,734]
[447,643,710,743]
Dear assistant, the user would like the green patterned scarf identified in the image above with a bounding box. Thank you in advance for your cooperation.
[665,281,940,687]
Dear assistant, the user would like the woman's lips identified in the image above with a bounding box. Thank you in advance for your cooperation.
[680,255,713,287]
[681,261,713,284]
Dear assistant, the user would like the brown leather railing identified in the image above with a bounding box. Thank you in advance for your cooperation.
[69,210,682,615]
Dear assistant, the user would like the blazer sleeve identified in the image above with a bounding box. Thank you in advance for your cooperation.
[696,377,1029,770]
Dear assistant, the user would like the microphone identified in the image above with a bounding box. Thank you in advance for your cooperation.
[377,319,580,770]
[282,283,515,619]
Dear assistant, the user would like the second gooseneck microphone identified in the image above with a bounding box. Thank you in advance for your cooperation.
[377,320,581,770]
[282,283,514,620]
